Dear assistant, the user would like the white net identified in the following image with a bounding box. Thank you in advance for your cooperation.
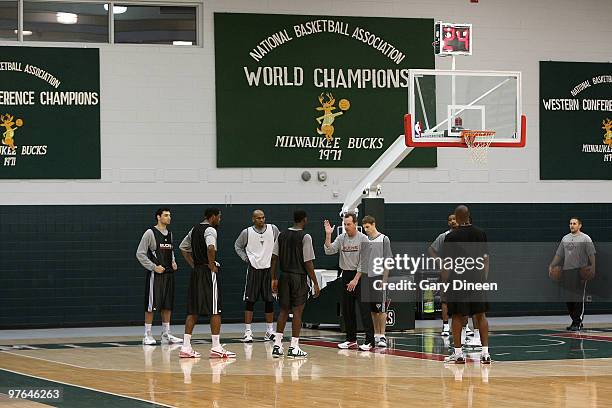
[461,130,496,164]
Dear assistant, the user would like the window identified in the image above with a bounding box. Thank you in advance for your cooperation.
[114,5,196,45]
[23,1,109,43]
[0,0,17,40]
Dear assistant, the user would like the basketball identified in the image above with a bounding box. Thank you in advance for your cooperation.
[580,265,594,280]
[338,99,350,111]
[549,265,562,281]
[16,118,23,126]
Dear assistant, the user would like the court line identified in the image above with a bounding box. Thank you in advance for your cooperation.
[0,367,177,408]
[0,350,179,374]
[546,333,612,342]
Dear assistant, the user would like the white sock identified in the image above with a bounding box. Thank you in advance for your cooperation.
[291,337,299,348]
[245,324,252,333]
[145,323,152,335]
[454,347,463,355]
[443,323,450,330]
[482,346,489,355]
[375,334,381,341]
[465,323,471,330]
[474,329,481,339]
[184,334,191,348]
[274,332,283,347]
[211,334,221,348]
[266,323,274,333]
[162,322,170,333]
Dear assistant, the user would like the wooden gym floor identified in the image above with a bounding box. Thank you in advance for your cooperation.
[2,320,612,407]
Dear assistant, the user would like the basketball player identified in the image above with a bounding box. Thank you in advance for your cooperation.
[427,213,458,336]
[548,217,596,331]
[136,208,183,346]
[442,205,491,364]
[360,215,392,348]
[271,210,320,358]
[324,214,375,351]
[234,209,279,342]
[179,208,236,359]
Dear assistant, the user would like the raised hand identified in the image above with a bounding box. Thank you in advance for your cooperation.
[324,219,335,235]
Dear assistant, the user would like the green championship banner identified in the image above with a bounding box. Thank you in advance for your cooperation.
[0,47,100,179]
[215,13,435,167]
[540,61,612,179]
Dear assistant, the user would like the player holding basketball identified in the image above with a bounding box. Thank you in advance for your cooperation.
[428,213,458,337]
[548,217,596,331]
[324,213,375,351]
[179,208,236,359]
[136,208,183,346]
[271,210,320,358]
[442,205,491,364]
[360,215,392,348]
[234,209,279,343]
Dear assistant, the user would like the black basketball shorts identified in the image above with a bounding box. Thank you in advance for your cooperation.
[144,270,175,312]
[187,265,222,316]
[278,272,309,309]
[243,264,274,303]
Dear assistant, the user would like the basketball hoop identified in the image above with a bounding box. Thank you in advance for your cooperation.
[461,130,496,164]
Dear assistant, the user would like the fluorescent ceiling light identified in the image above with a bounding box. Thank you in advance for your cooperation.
[56,12,78,24]
[103,4,127,14]
[173,41,193,46]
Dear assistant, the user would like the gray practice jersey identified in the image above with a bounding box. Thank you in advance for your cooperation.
[429,230,451,254]
[272,227,316,262]
[324,231,367,271]
[234,224,280,263]
[555,232,596,270]
[180,224,217,251]
[358,233,392,277]
[136,227,176,271]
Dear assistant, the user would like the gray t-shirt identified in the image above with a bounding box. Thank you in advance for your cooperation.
[234,224,280,263]
[429,230,451,254]
[324,231,367,271]
[272,227,315,262]
[180,223,217,251]
[136,227,176,272]
[358,233,392,276]
[555,232,596,270]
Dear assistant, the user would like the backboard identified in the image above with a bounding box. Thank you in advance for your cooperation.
[404,69,526,148]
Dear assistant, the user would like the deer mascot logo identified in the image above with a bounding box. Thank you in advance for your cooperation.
[603,118,612,147]
[315,93,350,141]
[1,113,24,151]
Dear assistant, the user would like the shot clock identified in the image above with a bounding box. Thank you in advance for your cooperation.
[434,22,472,56]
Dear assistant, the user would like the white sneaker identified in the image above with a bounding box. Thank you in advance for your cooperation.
[337,341,358,349]
[272,345,284,358]
[143,332,156,345]
[161,331,183,344]
[210,345,237,359]
[264,331,276,341]
[464,336,482,348]
[377,337,388,348]
[287,346,308,358]
[242,330,253,343]
[179,346,201,358]
[441,325,450,336]
[444,352,466,364]
[358,343,373,351]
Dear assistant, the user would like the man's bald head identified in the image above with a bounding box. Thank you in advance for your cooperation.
[454,205,470,225]
[252,209,266,228]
